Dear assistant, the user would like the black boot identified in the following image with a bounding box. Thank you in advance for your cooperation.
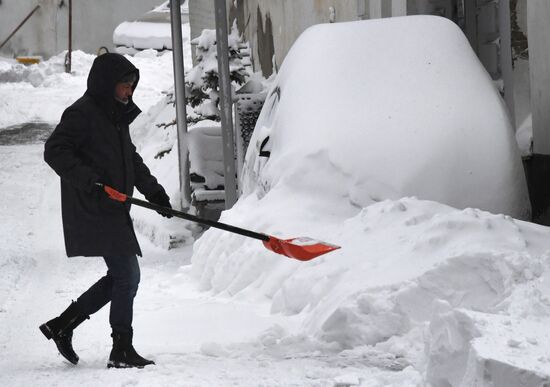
[107,329,155,369]
[39,301,89,365]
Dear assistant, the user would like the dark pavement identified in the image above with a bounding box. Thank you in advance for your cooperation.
[0,122,54,145]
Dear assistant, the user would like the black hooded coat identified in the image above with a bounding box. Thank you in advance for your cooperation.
[44,53,165,257]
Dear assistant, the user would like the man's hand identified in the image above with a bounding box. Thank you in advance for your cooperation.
[147,190,173,218]
[93,180,106,195]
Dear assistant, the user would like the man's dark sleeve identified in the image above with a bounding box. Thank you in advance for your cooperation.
[44,109,100,192]
[132,146,165,199]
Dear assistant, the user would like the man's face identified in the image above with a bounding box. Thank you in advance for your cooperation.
[114,82,133,104]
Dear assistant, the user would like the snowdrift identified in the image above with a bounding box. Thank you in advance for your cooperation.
[190,16,550,386]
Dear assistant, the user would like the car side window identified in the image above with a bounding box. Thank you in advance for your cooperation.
[255,85,280,158]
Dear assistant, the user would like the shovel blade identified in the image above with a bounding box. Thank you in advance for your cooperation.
[263,236,340,261]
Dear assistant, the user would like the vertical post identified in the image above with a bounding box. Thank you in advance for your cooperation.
[369,0,382,19]
[357,0,367,20]
[65,0,72,73]
[462,0,478,50]
[499,0,515,125]
[214,0,238,209]
[170,0,192,208]
[391,0,407,17]
[381,0,392,17]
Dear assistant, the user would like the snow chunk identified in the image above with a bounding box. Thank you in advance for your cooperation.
[426,308,550,386]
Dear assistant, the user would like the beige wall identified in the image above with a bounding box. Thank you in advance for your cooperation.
[188,0,411,75]
[0,0,160,58]
[235,0,361,76]
[528,0,550,154]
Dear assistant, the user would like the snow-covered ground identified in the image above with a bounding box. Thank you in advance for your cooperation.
[0,51,405,387]
[0,49,174,129]
[1,16,550,387]
[0,140,415,386]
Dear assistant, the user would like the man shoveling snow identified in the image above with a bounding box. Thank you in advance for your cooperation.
[39,52,172,369]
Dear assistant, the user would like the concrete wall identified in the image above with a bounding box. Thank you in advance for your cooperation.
[189,0,239,64]
[527,0,550,154]
[0,0,160,58]
[188,0,410,74]
[510,0,530,129]
[233,0,363,77]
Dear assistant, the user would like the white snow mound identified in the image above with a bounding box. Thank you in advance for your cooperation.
[190,16,547,385]
[242,15,530,219]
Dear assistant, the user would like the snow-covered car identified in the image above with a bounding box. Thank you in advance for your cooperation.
[241,15,530,219]
[113,1,189,54]
[191,17,547,385]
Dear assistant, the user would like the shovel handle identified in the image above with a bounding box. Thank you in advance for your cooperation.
[98,184,270,242]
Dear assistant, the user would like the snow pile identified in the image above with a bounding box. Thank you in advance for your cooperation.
[193,193,550,384]
[0,51,92,127]
[190,16,545,385]
[0,49,175,129]
[0,55,67,86]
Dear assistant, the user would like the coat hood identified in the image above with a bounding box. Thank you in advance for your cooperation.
[85,53,141,123]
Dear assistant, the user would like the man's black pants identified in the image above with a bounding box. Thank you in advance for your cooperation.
[75,255,140,333]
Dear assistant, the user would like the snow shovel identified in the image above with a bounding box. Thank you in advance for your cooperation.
[98,184,341,261]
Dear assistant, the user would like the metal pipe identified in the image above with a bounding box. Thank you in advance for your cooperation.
[169,0,192,209]
[214,0,238,209]
[65,0,72,73]
[0,4,40,51]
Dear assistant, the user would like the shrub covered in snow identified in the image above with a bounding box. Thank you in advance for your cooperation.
[185,24,249,121]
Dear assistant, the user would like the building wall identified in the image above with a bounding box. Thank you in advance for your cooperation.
[510,0,530,129]
[189,0,239,64]
[232,0,369,77]
[188,0,409,73]
[188,0,216,64]
[0,0,160,58]
[527,0,550,154]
